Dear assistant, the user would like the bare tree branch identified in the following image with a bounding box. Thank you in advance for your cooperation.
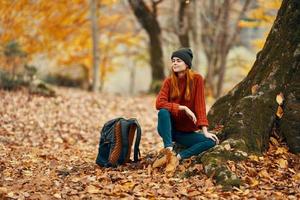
[227,0,252,51]
[152,0,164,17]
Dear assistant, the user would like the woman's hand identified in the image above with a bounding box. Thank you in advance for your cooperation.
[202,126,219,144]
[179,105,197,124]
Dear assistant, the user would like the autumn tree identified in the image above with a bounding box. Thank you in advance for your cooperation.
[0,0,140,91]
[195,0,300,187]
[0,41,26,77]
[128,0,165,92]
[174,0,252,98]
[239,0,282,50]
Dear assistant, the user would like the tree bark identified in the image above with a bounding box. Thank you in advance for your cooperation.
[208,0,300,153]
[90,0,100,92]
[189,0,201,71]
[180,0,300,188]
[128,0,165,92]
[178,0,190,47]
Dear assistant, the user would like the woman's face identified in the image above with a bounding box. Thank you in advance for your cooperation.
[171,57,187,73]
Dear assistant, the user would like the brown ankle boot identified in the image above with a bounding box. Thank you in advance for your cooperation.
[165,151,179,177]
[152,149,168,168]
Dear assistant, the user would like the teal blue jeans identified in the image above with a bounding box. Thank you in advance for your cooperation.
[157,109,216,159]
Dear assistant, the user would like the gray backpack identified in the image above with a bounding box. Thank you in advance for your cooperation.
[96,118,142,167]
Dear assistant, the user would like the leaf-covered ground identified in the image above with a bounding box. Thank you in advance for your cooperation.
[1,87,300,199]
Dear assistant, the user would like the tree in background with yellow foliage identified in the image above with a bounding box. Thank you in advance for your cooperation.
[239,0,282,50]
[0,0,143,91]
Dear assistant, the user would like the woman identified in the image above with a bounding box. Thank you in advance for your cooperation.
[153,48,219,176]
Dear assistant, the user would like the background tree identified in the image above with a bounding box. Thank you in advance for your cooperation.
[90,0,100,91]
[128,0,165,92]
[0,0,140,91]
[239,0,282,50]
[1,41,26,77]
[174,0,251,98]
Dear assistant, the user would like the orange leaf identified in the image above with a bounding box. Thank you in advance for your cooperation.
[276,106,284,118]
[86,185,100,194]
[251,84,259,95]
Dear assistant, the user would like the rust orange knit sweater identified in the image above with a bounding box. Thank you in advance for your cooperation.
[156,73,209,132]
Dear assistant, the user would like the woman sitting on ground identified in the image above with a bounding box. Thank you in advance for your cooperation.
[153,48,219,176]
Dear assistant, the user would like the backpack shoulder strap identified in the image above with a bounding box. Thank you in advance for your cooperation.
[128,118,142,162]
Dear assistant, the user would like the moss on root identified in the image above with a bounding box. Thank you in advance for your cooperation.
[176,138,248,189]
[201,139,248,188]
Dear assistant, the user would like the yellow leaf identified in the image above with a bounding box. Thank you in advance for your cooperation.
[293,173,300,181]
[53,193,61,199]
[276,93,284,105]
[224,144,231,151]
[238,20,260,28]
[22,170,33,177]
[250,178,260,187]
[275,147,288,154]
[276,158,288,168]
[243,189,250,195]
[7,192,15,198]
[249,155,259,162]
[259,169,270,178]
[122,181,135,191]
[0,187,8,194]
[86,185,100,194]
[270,137,279,145]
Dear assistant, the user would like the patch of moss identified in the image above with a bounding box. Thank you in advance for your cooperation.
[221,178,242,191]
[204,162,219,176]
[208,164,242,189]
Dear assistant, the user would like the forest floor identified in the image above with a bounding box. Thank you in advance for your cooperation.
[0,87,300,199]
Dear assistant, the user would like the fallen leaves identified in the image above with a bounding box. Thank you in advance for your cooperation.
[0,88,300,199]
[276,92,285,118]
[234,136,300,198]
[276,92,284,105]
[293,173,300,181]
[276,106,284,118]
[276,158,288,168]
[86,185,101,194]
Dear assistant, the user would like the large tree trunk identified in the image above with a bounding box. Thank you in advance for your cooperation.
[183,0,300,188]
[128,0,165,92]
[208,0,300,153]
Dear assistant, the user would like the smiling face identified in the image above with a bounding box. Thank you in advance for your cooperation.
[171,57,188,73]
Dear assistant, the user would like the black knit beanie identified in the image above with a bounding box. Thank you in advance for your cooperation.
[171,48,193,68]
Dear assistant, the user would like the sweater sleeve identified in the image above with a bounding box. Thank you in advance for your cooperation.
[195,75,209,128]
[156,78,180,115]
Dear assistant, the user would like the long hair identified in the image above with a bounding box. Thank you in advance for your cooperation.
[170,69,194,101]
